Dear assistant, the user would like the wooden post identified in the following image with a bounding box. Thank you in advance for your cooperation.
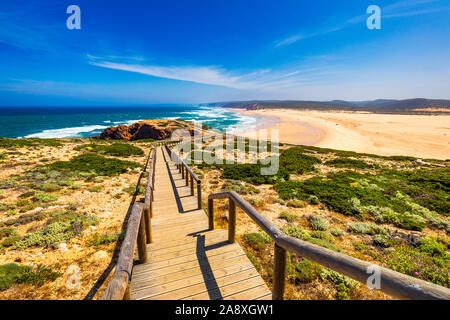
[181,164,185,179]
[123,285,131,300]
[273,243,286,300]
[208,198,214,230]
[228,198,236,243]
[197,181,202,209]
[149,196,153,218]
[137,212,148,263]
[185,168,189,186]
[190,174,194,195]
[143,207,152,244]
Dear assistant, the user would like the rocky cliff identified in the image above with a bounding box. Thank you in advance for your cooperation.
[96,119,199,141]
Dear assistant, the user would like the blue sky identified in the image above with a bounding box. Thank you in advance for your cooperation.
[0,0,449,106]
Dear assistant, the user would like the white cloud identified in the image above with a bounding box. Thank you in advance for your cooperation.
[273,0,448,48]
[274,35,304,47]
[87,55,316,91]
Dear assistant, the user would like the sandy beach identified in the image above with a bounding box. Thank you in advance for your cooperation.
[231,108,450,160]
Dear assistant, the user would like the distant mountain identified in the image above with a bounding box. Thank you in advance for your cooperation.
[206,98,450,113]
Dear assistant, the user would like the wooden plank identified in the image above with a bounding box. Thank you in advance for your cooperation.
[138,269,261,300]
[152,220,208,232]
[224,284,272,300]
[126,146,271,301]
[131,261,255,292]
[146,242,239,266]
[132,252,249,279]
[147,230,227,252]
[256,293,272,300]
[148,235,230,259]
[132,263,256,299]
[183,276,266,300]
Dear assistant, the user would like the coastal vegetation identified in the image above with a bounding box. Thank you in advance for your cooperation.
[0,137,147,299]
[198,141,449,299]
[0,133,448,300]
[74,143,144,157]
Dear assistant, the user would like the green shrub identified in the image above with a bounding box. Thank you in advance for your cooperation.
[0,138,62,148]
[243,232,272,250]
[0,227,18,240]
[47,210,98,228]
[220,163,289,185]
[294,259,323,283]
[279,147,321,174]
[246,251,262,271]
[418,236,449,263]
[361,241,450,287]
[282,226,310,240]
[1,235,22,247]
[324,158,377,169]
[6,208,18,216]
[348,222,386,235]
[309,215,330,231]
[249,198,262,207]
[87,186,102,192]
[47,154,141,176]
[308,195,320,205]
[282,226,341,251]
[319,268,358,300]
[19,191,35,198]
[287,199,306,208]
[395,214,426,231]
[274,169,449,223]
[279,211,298,222]
[330,228,344,237]
[122,184,145,195]
[40,183,61,192]
[33,192,58,203]
[373,234,391,247]
[75,143,144,157]
[13,222,72,249]
[0,263,60,291]
[310,231,335,243]
[13,212,98,249]
[87,232,123,247]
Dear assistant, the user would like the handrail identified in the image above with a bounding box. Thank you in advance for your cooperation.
[208,190,450,300]
[164,143,202,209]
[101,143,157,300]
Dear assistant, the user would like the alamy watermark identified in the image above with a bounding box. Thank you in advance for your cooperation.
[169,121,279,176]
[66,5,81,30]
[366,264,381,290]
[367,5,381,30]
[66,264,81,290]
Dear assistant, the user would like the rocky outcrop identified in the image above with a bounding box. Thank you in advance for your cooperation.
[96,119,198,141]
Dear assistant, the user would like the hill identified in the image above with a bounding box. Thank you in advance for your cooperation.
[206,98,450,113]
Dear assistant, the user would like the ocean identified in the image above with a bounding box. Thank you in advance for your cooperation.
[0,105,259,139]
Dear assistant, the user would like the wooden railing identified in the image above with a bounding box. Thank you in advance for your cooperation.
[101,144,157,300]
[164,143,202,209]
[208,190,450,300]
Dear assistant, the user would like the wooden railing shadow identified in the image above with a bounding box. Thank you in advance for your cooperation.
[83,146,154,300]
[162,146,200,214]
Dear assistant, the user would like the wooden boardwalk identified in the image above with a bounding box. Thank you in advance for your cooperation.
[129,147,271,300]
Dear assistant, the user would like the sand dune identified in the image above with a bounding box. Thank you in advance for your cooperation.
[231,108,450,160]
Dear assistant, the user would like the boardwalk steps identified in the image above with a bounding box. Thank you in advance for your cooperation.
[128,147,271,300]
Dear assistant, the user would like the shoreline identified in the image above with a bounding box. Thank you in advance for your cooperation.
[229,108,450,160]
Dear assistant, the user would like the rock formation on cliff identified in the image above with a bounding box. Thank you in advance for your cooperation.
[96,119,202,141]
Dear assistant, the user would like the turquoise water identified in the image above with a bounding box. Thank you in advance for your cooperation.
[0,105,259,138]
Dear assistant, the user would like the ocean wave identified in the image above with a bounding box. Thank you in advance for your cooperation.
[24,125,108,139]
